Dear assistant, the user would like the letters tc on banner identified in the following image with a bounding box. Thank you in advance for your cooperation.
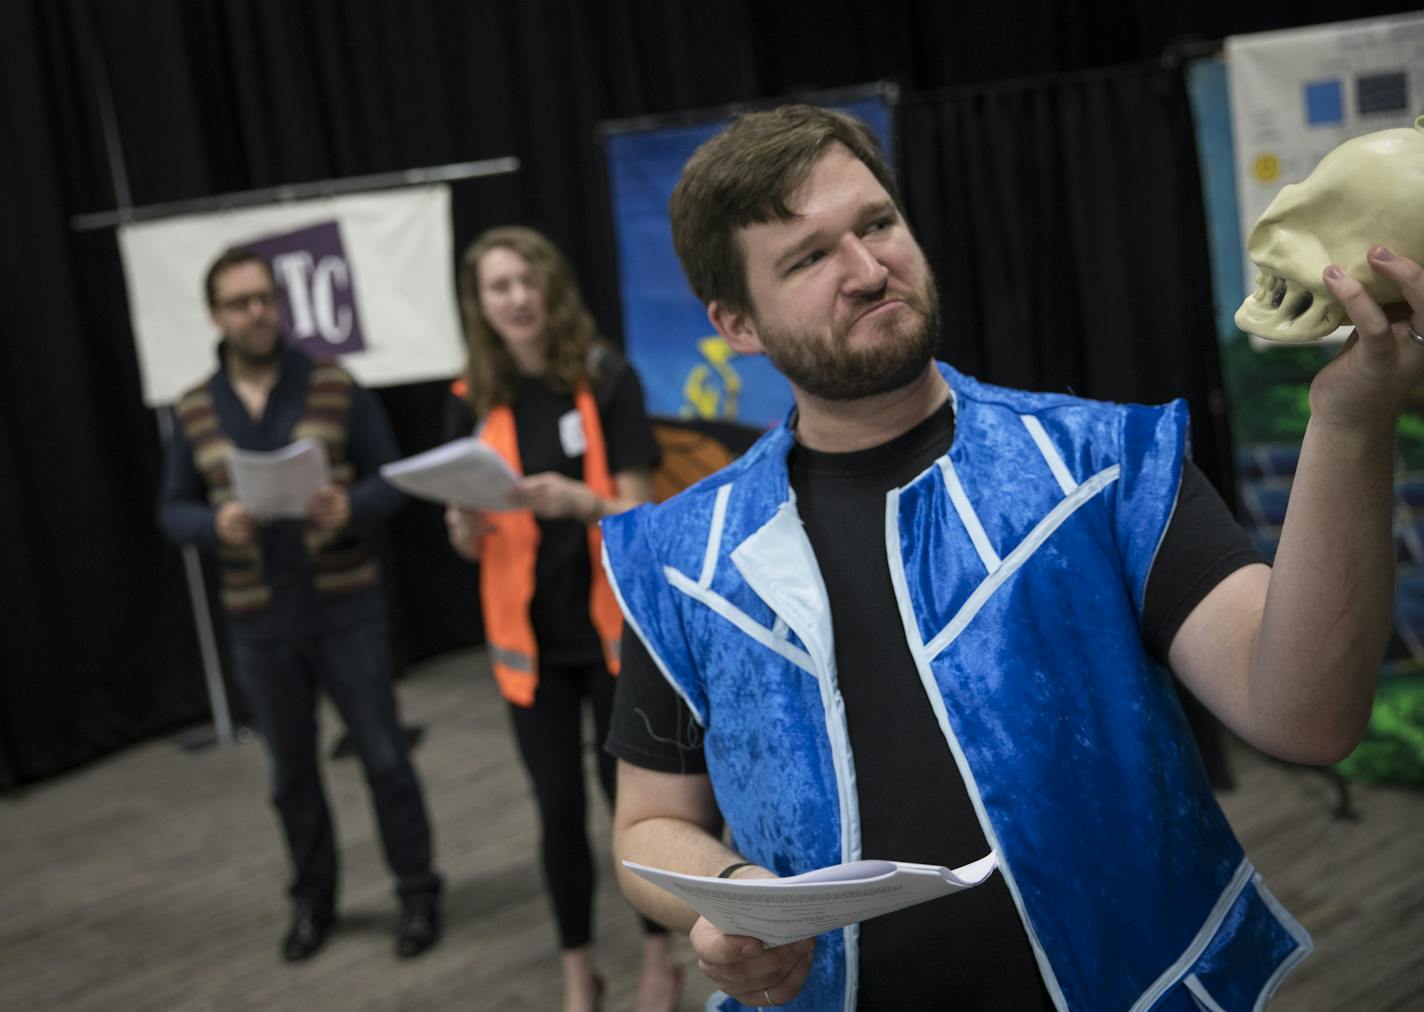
[246,220,367,358]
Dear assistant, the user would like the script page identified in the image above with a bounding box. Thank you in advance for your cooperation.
[623,854,997,946]
[380,438,519,510]
[228,439,330,519]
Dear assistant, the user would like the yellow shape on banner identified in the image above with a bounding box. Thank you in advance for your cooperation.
[1252,153,1280,183]
[681,336,742,420]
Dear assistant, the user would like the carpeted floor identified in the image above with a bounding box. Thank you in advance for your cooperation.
[2,647,1420,1010]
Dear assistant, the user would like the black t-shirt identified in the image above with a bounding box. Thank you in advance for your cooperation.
[605,398,1261,1009]
[448,356,661,666]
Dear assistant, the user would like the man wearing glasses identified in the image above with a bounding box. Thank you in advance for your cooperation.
[158,249,443,963]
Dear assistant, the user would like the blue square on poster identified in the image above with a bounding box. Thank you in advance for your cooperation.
[1304,79,1344,125]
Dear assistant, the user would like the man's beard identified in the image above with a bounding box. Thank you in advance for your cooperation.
[226,326,283,368]
[754,274,940,402]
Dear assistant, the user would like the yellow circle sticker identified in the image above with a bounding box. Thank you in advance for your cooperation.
[1252,153,1279,183]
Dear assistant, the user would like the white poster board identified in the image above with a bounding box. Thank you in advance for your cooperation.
[119,185,464,405]
[1226,12,1424,344]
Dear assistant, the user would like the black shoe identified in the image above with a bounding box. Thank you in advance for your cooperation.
[395,900,441,958]
[282,905,335,962]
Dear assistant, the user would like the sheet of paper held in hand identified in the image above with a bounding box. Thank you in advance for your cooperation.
[380,437,519,511]
[228,438,330,519]
[623,853,998,946]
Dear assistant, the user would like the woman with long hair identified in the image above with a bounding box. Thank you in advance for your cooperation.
[445,226,682,1012]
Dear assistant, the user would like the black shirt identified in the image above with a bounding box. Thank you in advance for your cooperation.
[605,398,1261,1009]
[447,356,661,665]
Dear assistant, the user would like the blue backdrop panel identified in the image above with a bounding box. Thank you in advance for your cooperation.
[605,96,893,428]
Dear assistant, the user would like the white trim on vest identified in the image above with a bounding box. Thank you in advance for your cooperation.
[700,483,734,588]
[664,566,815,676]
[1020,414,1079,494]
[924,466,1120,660]
[730,500,862,1012]
[1185,974,1229,1012]
[602,542,708,726]
[885,481,1070,1011]
[1251,875,1313,1012]
[939,458,1001,573]
[1130,859,1255,1012]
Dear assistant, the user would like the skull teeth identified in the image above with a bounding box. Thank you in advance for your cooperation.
[1238,267,1344,341]
[1253,272,1288,301]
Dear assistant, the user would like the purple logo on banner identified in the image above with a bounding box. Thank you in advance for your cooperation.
[246,221,365,358]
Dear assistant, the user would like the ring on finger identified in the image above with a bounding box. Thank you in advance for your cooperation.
[1408,321,1424,346]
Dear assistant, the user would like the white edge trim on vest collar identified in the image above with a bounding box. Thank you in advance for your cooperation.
[924,465,1121,660]
[725,501,863,1012]
[885,483,1071,1012]
[664,566,816,677]
[729,503,836,671]
[600,542,707,727]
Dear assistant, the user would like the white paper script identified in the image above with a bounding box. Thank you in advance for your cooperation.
[227,439,331,520]
[623,853,998,946]
[380,437,519,511]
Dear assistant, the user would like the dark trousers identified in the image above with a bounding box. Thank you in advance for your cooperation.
[507,660,665,949]
[231,618,441,911]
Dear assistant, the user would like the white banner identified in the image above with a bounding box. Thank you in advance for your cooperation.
[1226,13,1424,304]
[119,185,465,405]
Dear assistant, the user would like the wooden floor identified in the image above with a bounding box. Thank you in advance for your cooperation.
[2,647,1422,1011]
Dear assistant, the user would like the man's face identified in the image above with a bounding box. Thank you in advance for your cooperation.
[716,145,939,401]
[209,261,282,366]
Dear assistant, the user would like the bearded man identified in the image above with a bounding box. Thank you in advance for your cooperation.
[601,105,1422,1010]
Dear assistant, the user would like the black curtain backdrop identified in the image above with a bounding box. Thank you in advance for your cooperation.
[901,64,1232,495]
[4,0,1418,788]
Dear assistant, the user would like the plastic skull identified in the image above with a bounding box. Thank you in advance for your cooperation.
[1235,115,1424,342]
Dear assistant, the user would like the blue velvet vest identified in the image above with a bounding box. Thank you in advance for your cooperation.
[602,364,1310,1011]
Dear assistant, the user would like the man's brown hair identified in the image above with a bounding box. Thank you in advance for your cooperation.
[204,248,275,308]
[458,225,603,419]
[668,104,901,317]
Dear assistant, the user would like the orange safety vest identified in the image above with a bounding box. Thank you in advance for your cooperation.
[477,384,623,706]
